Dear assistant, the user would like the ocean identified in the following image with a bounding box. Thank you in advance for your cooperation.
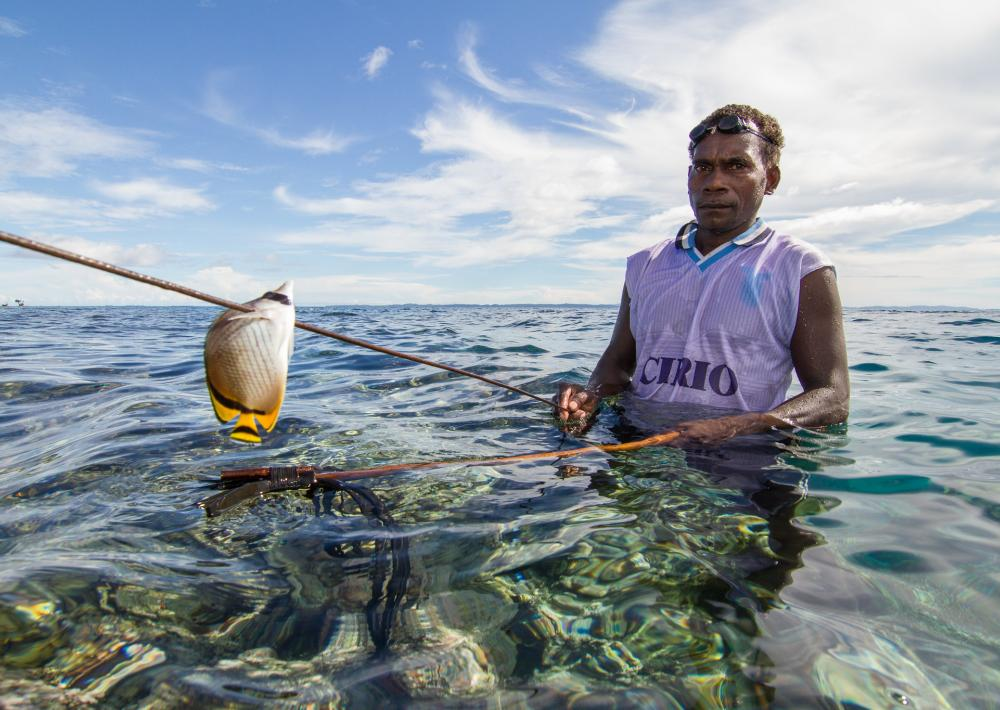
[1,304,998,707]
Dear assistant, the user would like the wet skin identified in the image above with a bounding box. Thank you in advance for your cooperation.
[687,131,780,254]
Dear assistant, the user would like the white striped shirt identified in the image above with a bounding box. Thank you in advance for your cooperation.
[625,219,834,412]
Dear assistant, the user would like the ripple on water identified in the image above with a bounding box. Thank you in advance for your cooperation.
[940,317,998,326]
[848,549,935,574]
[896,433,1000,458]
[850,362,890,372]
[948,379,1000,390]
[955,335,1000,344]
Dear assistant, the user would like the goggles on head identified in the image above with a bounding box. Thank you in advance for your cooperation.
[688,115,776,149]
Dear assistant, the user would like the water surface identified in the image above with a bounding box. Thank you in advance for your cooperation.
[1,306,998,707]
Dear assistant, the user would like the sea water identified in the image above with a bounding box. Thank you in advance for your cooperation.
[0,305,997,707]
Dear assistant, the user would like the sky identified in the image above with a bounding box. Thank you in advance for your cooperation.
[1,0,998,308]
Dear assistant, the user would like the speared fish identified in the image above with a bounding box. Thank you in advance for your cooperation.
[203,281,294,443]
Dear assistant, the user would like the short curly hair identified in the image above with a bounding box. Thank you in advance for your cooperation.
[690,104,785,167]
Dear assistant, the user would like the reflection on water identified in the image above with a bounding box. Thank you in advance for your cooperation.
[1,306,999,707]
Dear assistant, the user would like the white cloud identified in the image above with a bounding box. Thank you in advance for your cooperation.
[190,265,270,302]
[408,39,423,50]
[157,157,248,173]
[0,178,213,231]
[0,191,108,228]
[0,16,26,37]
[771,199,995,245]
[571,206,693,262]
[91,178,214,212]
[576,0,1000,204]
[457,25,590,118]
[457,26,526,103]
[48,236,169,267]
[294,273,442,305]
[0,104,150,178]
[0,264,185,306]
[256,127,351,155]
[267,92,655,268]
[202,71,353,154]
[362,46,393,79]
[190,265,446,305]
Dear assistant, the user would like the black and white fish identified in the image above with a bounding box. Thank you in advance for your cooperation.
[203,281,294,443]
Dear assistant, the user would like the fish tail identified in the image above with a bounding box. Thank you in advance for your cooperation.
[230,412,262,444]
[253,383,286,433]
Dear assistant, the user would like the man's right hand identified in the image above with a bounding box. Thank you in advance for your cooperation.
[555,382,601,427]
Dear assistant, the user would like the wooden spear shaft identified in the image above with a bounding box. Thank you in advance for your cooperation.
[220,430,681,483]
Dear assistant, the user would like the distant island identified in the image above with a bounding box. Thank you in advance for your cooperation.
[849,305,982,312]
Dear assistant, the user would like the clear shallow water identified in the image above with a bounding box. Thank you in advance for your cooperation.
[1,305,998,708]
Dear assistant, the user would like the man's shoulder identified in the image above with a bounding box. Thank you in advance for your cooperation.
[763,229,836,275]
[628,237,675,263]
[628,222,694,263]
[765,229,830,257]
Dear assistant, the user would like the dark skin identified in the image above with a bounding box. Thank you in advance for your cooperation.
[557,129,850,445]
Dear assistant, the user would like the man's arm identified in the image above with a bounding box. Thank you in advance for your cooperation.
[557,285,636,424]
[675,266,850,444]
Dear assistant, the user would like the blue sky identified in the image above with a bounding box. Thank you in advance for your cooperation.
[1,0,998,307]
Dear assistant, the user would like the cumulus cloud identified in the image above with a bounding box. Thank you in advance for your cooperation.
[0,16,26,37]
[0,104,150,178]
[362,46,393,79]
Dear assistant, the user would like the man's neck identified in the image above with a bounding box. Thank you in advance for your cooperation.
[695,218,758,254]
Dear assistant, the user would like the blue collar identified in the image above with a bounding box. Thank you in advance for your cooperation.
[674,219,772,271]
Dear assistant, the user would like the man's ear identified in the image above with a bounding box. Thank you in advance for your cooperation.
[765,164,781,195]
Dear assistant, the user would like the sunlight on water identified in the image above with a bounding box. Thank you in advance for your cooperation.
[1,306,998,706]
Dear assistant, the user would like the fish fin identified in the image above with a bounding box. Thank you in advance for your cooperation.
[226,311,270,322]
[230,412,262,444]
[253,382,285,433]
[206,379,240,424]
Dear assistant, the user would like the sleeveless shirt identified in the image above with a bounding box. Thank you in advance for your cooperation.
[625,219,834,412]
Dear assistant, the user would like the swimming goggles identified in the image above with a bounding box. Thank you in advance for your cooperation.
[689,115,775,148]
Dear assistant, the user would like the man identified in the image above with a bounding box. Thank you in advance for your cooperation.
[557,104,849,445]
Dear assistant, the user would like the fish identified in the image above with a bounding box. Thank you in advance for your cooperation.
[203,281,295,443]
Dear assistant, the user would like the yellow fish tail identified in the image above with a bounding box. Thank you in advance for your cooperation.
[252,384,285,433]
[230,412,262,443]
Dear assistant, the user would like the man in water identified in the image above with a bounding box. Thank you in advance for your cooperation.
[557,104,849,445]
